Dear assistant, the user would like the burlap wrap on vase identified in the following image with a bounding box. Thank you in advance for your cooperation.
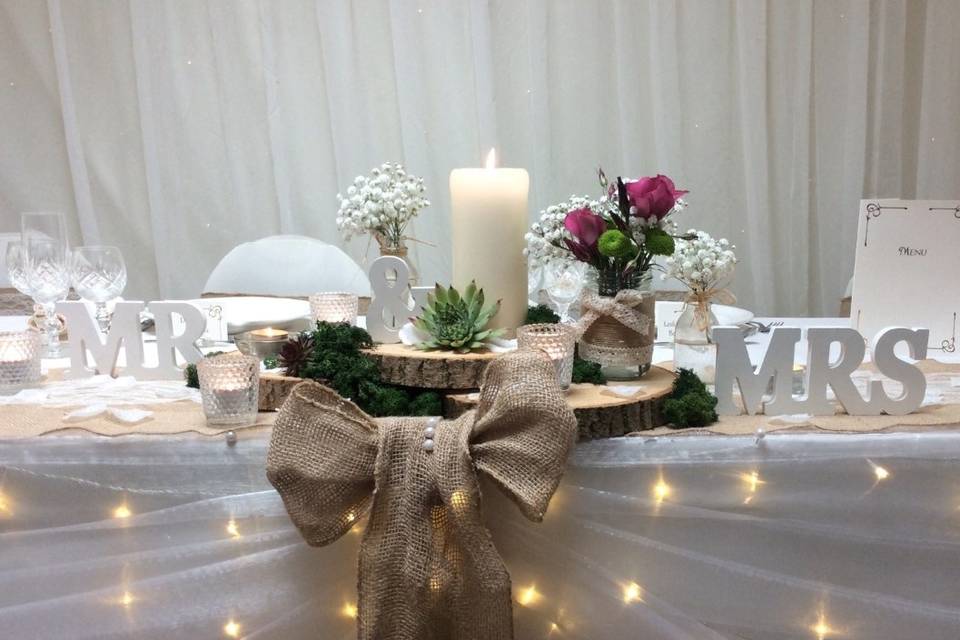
[267,350,577,640]
[577,289,655,370]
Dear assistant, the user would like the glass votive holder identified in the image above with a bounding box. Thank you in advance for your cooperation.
[0,330,42,394]
[197,352,260,426]
[309,292,359,325]
[517,323,576,389]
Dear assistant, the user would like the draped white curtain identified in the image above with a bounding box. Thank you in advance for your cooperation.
[0,0,958,315]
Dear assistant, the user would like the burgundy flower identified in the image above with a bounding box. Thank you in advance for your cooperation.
[624,175,688,220]
[564,207,606,248]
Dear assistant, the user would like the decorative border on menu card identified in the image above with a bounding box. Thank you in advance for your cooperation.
[857,309,957,354]
[929,205,960,219]
[863,202,908,247]
[930,312,957,353]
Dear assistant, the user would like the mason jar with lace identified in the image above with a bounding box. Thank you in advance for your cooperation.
[578,268,655,380]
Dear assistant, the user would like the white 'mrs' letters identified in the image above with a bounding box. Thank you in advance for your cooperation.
[714,326,929,416]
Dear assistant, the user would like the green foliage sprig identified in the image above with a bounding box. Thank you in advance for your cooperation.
[184,351,226,389]
[524,304,561,325]
[284,321,440,418]
[663,368,719,428]
[522,306,606,385]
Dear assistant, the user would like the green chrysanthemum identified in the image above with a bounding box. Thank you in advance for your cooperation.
[644,227,675,256]
[597,229,638,259]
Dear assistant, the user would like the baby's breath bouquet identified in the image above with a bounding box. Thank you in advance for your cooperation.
[336,162,430,250]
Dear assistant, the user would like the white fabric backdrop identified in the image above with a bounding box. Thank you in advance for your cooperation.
[0,0,958,315]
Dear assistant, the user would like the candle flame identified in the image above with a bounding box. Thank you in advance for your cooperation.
[485,148,497,169]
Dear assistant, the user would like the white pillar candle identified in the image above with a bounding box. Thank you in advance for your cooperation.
[449,149,529,333]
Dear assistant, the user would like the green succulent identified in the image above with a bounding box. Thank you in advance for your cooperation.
[598,229,638,259]
[414,281,504,353]
[644,227,676,256]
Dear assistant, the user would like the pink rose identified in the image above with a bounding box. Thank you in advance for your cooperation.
[564,207,606,249]
[624,175,688,220]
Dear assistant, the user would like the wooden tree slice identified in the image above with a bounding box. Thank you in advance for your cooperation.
[363,343,498,390]
[259,374,303,412]
[444,365,677,440]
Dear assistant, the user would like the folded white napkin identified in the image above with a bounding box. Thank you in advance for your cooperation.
[63,403,153,424]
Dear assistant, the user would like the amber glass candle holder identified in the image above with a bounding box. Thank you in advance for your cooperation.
[517,323,576,389]
[309,292,359,325]
[197,352,260,426]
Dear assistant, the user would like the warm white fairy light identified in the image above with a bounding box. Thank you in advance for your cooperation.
[622,581,643,604]
[811,612,835,639]
[346,510,356,523]
[0,490,12,516]
[741,471,765,505]
[342,602,358,618]
[113,503,132,519]
[450,490,470,513]
[223,619,241,637]
[517,584,540,607]
[867,459,890,481]
[226,519,240,539]
[119,591,135,608]
[652,478,671,505]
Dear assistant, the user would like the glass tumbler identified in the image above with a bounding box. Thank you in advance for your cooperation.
[517,323,576,389]
[0,330,43,393]
[309,292,359,325]
[197,352,260,426]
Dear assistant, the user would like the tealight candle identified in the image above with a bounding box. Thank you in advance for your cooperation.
[0,330,42,393]
[517,323,576,389]
[309,292,359,325]
[235,327,289,361]
[197,352,259,426]
[249,327,288,340]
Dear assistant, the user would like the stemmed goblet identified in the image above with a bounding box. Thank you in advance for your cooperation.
[543,261,587,323]
[71,246,127,334]
[21,212,71,357]
[4,240,39,314]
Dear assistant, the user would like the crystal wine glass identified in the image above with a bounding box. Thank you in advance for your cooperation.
[543,261,587,323]
[5,240,34,299]
[71,246,127,333]
[21,212,70,357]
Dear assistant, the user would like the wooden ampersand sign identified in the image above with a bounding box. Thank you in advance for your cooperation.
[714,326,929,416]
[366,256,431,343]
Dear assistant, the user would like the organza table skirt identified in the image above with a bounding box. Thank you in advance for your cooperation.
[2,431,960,639]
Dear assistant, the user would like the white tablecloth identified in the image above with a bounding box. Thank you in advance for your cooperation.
[2,432,960,639]
[4,314,960,638]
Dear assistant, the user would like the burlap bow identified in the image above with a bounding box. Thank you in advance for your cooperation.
[575,288,651,338]
[687,286,736,332]
[267,350,577,640]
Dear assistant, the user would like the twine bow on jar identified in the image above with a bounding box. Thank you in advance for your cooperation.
[686,286,736,333]
[575,289,651,339]
[267,350,577,640]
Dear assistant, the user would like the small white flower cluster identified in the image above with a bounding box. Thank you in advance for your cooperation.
[336,163,430,242]
[523,195,605,268]
[665,229,736,290]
